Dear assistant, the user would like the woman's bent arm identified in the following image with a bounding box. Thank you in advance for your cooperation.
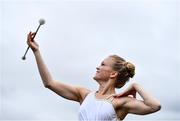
[122,83,161,115]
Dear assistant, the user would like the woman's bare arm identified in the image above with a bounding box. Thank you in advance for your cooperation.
[115,83,161,115]
[27,32,90,103]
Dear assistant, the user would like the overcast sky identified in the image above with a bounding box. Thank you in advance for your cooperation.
[0,0,180,120]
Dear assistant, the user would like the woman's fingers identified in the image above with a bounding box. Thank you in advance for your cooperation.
[31,32,36,40]
[26,31,39,52]
[27,32,31,45]
[114,91,136,98]
[27,31,36,42]
[113,92,126,98]
[113,86,137,98]
[27,31,35,45]
[132,90,137,98]
[32,32,36,35]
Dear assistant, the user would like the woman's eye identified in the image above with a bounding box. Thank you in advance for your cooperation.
[101,63,105,66]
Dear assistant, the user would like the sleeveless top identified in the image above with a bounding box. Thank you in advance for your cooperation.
[78,92,122,121]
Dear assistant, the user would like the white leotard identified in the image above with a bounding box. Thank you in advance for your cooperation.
[78,92,122,121]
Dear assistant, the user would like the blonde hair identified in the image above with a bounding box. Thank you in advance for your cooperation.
[109,55,135,88]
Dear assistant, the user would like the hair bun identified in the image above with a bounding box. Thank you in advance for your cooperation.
[123,61,135,78]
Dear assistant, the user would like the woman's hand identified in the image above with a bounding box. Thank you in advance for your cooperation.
[114,83,137,98]
[27,31,39,52]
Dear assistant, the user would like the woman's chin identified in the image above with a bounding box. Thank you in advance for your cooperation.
[93,76,96,80]
[93,76,98,81]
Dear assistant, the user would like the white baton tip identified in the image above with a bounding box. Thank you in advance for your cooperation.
[39,18,45,25]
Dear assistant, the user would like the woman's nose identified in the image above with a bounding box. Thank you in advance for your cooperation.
[96,66,100,70]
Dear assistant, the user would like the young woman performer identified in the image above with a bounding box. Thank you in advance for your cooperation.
[27,32,161,121]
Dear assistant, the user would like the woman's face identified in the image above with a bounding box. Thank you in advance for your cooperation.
[93,57,115,82]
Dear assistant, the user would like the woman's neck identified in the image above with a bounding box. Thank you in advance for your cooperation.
[97,79,116,95]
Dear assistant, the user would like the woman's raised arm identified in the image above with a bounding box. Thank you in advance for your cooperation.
[27,32,90,103]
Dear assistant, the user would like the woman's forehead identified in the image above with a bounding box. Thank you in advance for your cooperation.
[102,57,114,64]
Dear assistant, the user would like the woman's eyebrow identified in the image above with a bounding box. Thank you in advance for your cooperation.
[101,61,105,65]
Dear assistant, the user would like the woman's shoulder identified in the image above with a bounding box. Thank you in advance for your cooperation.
[113,96,136,109]
[77,86,91,103]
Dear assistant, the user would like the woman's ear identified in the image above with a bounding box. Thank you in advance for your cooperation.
[110,71,119,78]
